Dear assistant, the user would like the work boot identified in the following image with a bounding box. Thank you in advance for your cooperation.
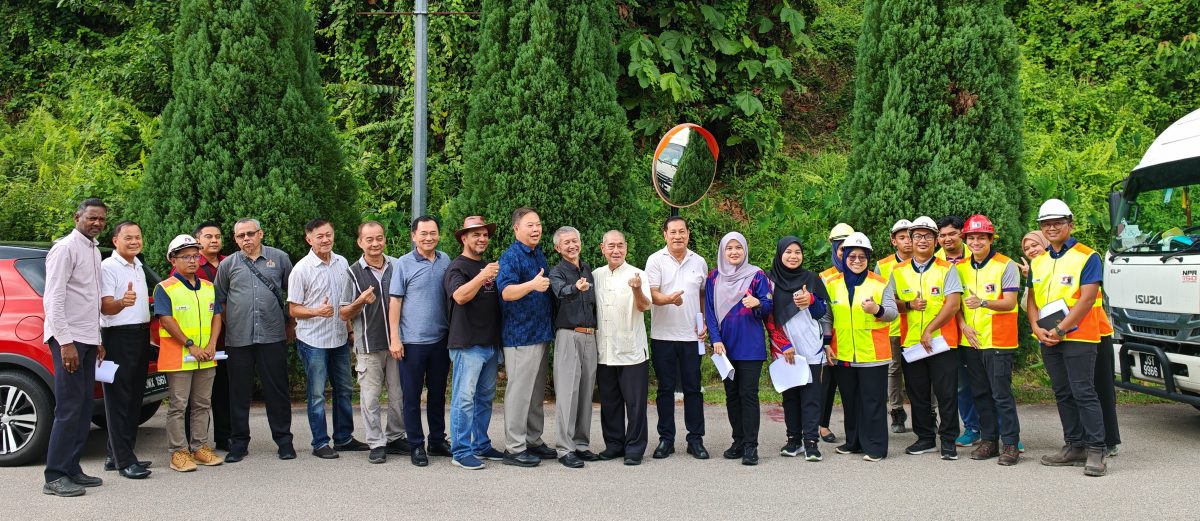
[1040,444,1086,467]
[890,408,908,433]
[1084,448,1107,477]
[998,444,1020,466]
[970,440,999,460]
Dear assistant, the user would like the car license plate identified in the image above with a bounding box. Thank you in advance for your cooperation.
[1140,353,1162,379]
[144,373,168,395]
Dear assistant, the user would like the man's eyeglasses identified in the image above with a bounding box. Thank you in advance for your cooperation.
[911,233,935,241]
[175,255,202,262]
[235,230,260,240]
[1039,219,1070,230]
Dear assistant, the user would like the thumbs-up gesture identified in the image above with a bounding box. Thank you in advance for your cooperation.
[861,295,880,314]
[910,291,927,311]
[531,268,550,292]
[481,261,500,281]
[121,281,138,307]
[1018,257,1030,278]
[575,277,591,292]
[964,289,982,309]
[628,273,642,289]
[793,284,811,310]
[670,290,684,306]
[358,285,377,305]
[317,296,335,318]
[741,289,760,309]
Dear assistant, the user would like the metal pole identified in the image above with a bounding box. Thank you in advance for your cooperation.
[411,0,429,220]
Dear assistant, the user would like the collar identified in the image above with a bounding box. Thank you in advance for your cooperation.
[199,254,223,268]
[71,228,99,247]
[659,247,695,263]
[172,272,204,291]
[358,255,392,271]
[970,250,996,270]
[410,249,441,263]
[305,249,337,266]
[110,251,142,268]
[605,261,629,275]
[556,259,589,274]
[910,256,935,274]
[1048,237,1078,259]
[512,241,541,255]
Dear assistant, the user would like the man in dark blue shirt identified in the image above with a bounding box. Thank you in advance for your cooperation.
[496,207,556,467]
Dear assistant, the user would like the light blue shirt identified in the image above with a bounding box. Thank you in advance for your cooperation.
[389,249,450,344]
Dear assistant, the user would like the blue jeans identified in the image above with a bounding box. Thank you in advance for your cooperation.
[297,341,355,449]
[958,353,980,432]
[448,345,499,460]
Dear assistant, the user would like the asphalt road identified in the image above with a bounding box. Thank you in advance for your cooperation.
[3,402,1198,520]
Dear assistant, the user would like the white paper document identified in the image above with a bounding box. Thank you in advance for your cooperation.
[183,351,229,363]
[711,353,735,381]
[901,336,952,363]
[95,360,119,383]
[1038,298,1070,320]
[695,312,706,355]
[769,356,812,392]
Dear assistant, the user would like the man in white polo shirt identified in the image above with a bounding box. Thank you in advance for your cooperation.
[646,216,710,460]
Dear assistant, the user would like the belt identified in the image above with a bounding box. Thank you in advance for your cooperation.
[104,323,151,331]
[572,327,595,335]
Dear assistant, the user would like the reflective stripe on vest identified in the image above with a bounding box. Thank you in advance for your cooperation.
[1030,243,1102,343]
[825,272,891,363]
[956,253,1018,349]
[156,277,217,372]
[893,258,960,347]
[876,254,907,338]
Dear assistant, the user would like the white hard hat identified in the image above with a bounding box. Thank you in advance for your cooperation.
[842,232,873,253]
[890,219,913,235]
[167,234,201,261]
[910,216,938,233]
[1037,198,1073,221]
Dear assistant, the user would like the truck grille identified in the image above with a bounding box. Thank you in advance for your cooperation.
[1130,324,1178,337]
[1124,309,1181,322]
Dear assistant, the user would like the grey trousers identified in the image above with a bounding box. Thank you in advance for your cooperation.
[355,350,406,449]
[887,336,906,411]
[553,330,597,456]
[166,367,216,453]
[503,342,549,453]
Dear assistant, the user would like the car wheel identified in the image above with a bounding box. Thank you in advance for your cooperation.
[138,400,162,425]
[0,370,54,467]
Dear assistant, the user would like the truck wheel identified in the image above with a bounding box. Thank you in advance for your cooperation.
[0,370,54,467]
[138,400,162,425]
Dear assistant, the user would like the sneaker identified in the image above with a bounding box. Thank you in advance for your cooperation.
[998,444,1020,466]
[1018,441,1026,453]
[835,444,862,455]
[477,447,505,461]
[42,477,86,497]
[940,444,958,460]
[969,440,999,460]
[890,408,908,433]
[453,454,486,470]
[1106,445,1119,457]
[368,447,387,464]
[192,445,224,466]
[780,439,803,457]
[905,440,937,455]
[334,438,370,452]
[804,440,823,462]
[385,438,411,455]
[955,428,981,447]
[170,450,198,472]
[312,445,340,459]
[722,443,744,459]
[862,454,885,462]
[1040,444,1087,467]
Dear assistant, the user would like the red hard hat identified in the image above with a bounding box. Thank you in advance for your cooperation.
[964,214,995,235]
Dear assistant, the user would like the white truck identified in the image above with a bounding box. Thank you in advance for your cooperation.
[1105,108,1200,409]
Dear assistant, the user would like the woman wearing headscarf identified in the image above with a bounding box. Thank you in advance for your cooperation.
[765,237,830,461]
[819,232,897,462]
[819,224,854,443]
[704,232,773,465]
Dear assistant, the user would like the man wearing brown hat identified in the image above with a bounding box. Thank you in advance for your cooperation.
[443,216,505,470]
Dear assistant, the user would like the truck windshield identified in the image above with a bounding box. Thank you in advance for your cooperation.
[1112,185,1197,254]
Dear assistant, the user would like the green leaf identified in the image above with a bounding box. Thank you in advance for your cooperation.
[732,91,764,116]
[738,59,764,81]
[699,5,725,29]
[757,16,775,34]
[780,6,806,41]
[726,135,745,146]
[710,34,743,55]
[764,56,791,78]
[658,72,685,101]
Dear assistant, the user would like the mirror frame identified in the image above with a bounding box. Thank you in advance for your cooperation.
[652,123,720,208]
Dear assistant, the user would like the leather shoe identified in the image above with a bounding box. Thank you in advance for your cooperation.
[722,443,744,460]
[623,456,643,466]
[313,445,340,459]
[427,439,453,457]
[334,438,370,452]
[42,477,85,497]
[597,447,624,461]
[575,450,600,462]
[119,463,151,479]
[558,453,585,468]
[277,446,297,460]
[652,440,674,459]
[225,450,248,463]
[502,450,540,467]
[410,446,429,467]
[687,442,710,460]
[104,456,152,471]
[67,472,102,487]
[385,438,411,455]
[527,444,557,460]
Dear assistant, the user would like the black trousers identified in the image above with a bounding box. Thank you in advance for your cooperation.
[227,341,293,452]
[723,359,763,447]
[820,364,839,428]
[398,339,450,444]
[651,339,705,444]
[1096,336,1121,446]
[45,339,97,482]
[101,326,150,468]
[902,349,959,445]
[834,364,888,458]
[597,361,649,457]
[1042,341,1105,449]
[962,348,1021,445]
[185,356,231,449]
[782,363,825,443]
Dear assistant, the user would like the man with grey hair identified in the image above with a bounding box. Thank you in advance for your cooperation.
[548,226,598,468]
[215,217,296,462]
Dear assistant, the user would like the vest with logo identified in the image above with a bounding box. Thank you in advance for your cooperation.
[893,258,960,347]
[156,276,217,372]
[1030,242,1103,343]
[825,272,892,364]
[956,253,1018,349]
[876,254,908,338]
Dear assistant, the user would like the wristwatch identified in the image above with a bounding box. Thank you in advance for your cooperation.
[980,300,989,309]
[184,339,195,348]
[1053,326,1065,337]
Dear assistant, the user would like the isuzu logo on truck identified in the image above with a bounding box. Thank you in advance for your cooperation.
[1135,294,1163,305]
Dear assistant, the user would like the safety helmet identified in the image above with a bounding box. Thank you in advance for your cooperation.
[842,232,873,253]
[829,223,855,241]
[963,214,996,236]
[1037,199,1073,221]
[909,216,938,233]
[167,234,201,261]
[890,219,913,236]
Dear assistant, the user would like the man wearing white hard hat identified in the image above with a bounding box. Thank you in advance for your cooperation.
[1027,199,1108,476]
[875,219,913,434]
[153,235,225,472]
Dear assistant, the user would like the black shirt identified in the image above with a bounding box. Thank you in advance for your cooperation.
[443,256,502,349]
[549,259,597,329]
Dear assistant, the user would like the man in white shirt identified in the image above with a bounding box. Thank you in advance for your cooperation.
[98,221,153,479]
[593,230,652,466]
[646,216,710,460]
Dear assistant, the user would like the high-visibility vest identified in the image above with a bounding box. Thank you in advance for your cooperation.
[819,266,839,285]
[876,254,908,338]
[825,271,892,363]
[156,276,217,372]
[893,258,960,347]
[956,253,1019,349]
[1030,241,1103,343]
[1097,289,1113,337]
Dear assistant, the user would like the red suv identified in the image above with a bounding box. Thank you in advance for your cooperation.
[0,242,168,466]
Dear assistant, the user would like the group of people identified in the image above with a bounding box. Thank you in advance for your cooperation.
[39,196,1121,498]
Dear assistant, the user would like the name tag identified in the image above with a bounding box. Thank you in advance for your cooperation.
[265,259,276,268]
[176,305,190,311]
[929,286,941,296]
[1059,275,1073,285]
[900,288,914,294]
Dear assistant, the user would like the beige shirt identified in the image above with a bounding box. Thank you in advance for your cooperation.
[43,229,103,345]
[593,262,651,366]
